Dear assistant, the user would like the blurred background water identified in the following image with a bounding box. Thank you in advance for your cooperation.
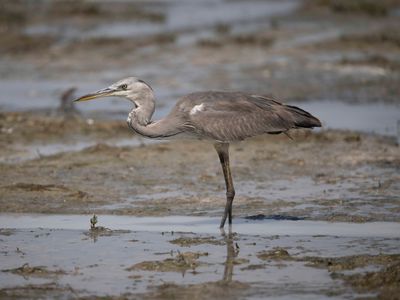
[0,0,399,136]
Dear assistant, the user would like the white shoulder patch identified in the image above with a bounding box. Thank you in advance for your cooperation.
[190,103,205,115]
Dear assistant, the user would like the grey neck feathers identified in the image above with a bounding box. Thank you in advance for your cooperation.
[126,89,182,139]
[133,104,154,126]
[126,89,157,137]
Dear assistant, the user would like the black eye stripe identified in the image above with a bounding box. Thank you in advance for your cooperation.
[118,80,152,91]
[137,79,153,91]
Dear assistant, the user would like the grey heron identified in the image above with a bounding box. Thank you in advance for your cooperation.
[75,77,321,228]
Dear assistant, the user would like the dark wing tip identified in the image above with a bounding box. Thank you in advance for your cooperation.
[284,104,322,128]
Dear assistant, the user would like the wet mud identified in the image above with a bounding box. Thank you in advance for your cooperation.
[3,264,68,279]
[1,129,398,223]
[128,251,209,272]
[1,0,400,298]
[1,223,399,299]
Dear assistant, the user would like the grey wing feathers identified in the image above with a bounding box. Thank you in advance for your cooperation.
[249,95,321,129]
[177,91,321,142]
[283,104,322,128]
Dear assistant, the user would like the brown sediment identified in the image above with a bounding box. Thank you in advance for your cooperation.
[257,247,292,261]
[142,281,250,300]
[339,55,400,71]
[0,283,79,300]
[0,1,166,26]
[84,227,131,239]
[255,250,400,298]
[197,33,275,48]
[301,0,398,17]
[302,254,400,300]
[0,229,15,236]
[332,262,400,300]
[0,127,398,221]
[0,112,130,145]
[127,251,208,272]
[0,1,400,298]
[301,254,400,272]
[0,33,55,55]
[169,236,224,247]
[63,33,177,55]
[3,263,68,278]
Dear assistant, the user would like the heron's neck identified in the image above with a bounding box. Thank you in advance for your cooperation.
[127,91,157,137]
[127,92,183,139]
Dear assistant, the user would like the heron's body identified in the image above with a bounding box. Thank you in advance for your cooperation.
[75,77,321,228]
[130,91,320,142]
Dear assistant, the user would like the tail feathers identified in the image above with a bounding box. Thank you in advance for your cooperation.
[285,104,321,129]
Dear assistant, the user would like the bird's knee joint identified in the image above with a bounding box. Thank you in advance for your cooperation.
[226,190,235,199]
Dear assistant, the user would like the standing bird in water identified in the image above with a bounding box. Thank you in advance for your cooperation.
[75,77,321,228]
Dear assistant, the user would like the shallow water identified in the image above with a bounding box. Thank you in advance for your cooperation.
[1,214,399,237]
[1,77,399,137]
[25,0,299,42]
[1,1,399,298]
[0,137,162,164]
[1,214,399,298]
[293,100,400,137]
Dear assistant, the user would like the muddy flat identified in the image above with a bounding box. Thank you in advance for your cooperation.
[1,125,399,299]
[1,128,399,223]
[1,0,400,299]
[1,216,399,299]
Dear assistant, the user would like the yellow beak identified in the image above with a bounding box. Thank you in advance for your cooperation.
[74,88,115,102]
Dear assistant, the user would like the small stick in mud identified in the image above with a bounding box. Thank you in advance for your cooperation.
[90,214,98,229]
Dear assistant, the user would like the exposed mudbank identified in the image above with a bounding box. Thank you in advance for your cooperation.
[1,128,398,223]
[1,0,399,298]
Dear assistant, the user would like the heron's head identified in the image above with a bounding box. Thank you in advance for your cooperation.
[74,77,153,103]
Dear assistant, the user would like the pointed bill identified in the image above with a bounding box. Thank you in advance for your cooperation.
[74,88,115,102]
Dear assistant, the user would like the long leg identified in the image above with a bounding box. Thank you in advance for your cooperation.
[214,143,235,228]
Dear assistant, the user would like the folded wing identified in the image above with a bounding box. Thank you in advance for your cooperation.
[179,92,321,142]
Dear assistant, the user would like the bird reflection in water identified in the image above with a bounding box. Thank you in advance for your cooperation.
[220,227,240,283]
